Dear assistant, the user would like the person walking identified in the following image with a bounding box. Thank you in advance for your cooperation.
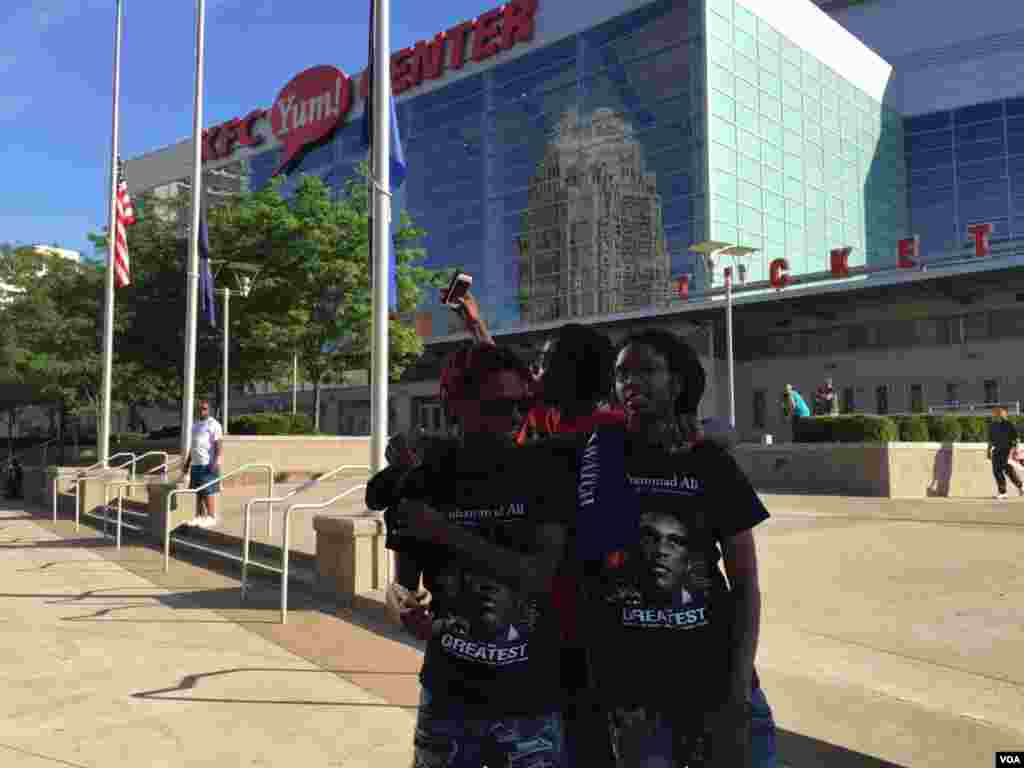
[988,407,1023,500]
[180,399,224,527]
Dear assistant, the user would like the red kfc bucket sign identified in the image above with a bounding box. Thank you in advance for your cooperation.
[271,65,353,174]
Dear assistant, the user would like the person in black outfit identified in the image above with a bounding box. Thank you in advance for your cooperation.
[988,407,1023,499]
[371,344,579,767]
[578,329,770,767]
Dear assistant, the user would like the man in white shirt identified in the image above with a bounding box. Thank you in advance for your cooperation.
[181,400,224,528]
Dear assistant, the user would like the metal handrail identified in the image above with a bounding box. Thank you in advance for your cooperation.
[240,465,369,598]
[51,452,135,526]
[147,455,183,478]
[101,478,164,549]
[164,463,274,572]
[131,451,169,481]
[274,484,368,624]
[73,453,138,531]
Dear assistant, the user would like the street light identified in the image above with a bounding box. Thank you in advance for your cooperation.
[213,261,262,433]
[689,241,759,429]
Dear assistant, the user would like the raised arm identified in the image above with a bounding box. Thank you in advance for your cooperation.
[402,500,566,598]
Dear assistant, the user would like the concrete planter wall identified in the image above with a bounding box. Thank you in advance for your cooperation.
[734,442,995,498]
[218,436,371,485]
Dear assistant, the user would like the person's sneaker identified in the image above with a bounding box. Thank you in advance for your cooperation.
[995,493,1008,500]
[196,515,214,528]
[205,515,220,528]
[182,517,201,527]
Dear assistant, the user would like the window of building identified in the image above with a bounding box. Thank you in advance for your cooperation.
[917,317,953,346]
[946,382,959,406]
[910,384,925,413]
[753,390,766,429]
[875,385,889,415]
[963,312,990,342]
[985,379,999,405]
[842,386,855,414]
[990,308,1024,338]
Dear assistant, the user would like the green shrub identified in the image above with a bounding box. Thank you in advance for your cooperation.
[925,414,962,442]
[229,412,316,435]
[958,416,988,443]
[897,415,930,442]
[794,415,897,443]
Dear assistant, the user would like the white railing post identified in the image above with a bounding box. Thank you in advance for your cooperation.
[279,484,366,624]
[116,487,124,549]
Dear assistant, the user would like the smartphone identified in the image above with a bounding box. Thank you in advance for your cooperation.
[443,270,473,309]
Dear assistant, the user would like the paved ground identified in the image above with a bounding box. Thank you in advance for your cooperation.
[5,491,1023,767]
[755,494,1024,767]
[0,500,420,768]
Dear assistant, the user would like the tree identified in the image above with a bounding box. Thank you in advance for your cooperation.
[210,167,445,431]
[88,190,228,420]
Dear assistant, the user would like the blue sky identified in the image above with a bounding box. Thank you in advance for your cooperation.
[0,0,498,257]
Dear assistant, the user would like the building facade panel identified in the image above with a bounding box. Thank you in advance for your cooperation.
[703,0,906,287]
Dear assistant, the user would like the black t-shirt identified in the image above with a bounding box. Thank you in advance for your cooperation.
[388,436,579,715]
[580,429,770,716]
[989,420,1018,454]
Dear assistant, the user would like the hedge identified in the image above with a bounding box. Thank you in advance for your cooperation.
[228,412,316,436]
[794,415,898,443]
[794,414,1012,443]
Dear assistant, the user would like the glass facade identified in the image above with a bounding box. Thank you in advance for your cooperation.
[905,97,1024,259]
[241,0,914,337]
[246,0,704,336]
[703,0,906,284]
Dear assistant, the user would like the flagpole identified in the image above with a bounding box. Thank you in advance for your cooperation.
[99,0,124,468]
[369,0,390,477]
[180,0,206,464]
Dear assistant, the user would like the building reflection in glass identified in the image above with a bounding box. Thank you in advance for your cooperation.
[517,107,671,324]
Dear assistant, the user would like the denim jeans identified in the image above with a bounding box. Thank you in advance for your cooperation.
[750,687,778,768]
[562,687,777,768]
[413,687,565,768]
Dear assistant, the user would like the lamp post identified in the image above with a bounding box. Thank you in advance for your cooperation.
[689,241,759,428]
[213,261,261,434]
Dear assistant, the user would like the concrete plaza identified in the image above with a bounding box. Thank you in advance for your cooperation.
[0,492,1021,767]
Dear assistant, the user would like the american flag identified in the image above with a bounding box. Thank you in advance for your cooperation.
[114,157,135,288]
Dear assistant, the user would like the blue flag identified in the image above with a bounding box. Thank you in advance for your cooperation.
[362,0,407,310]
[198,207,217,329]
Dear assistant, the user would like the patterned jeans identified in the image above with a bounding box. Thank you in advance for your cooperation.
[413,688,565,768]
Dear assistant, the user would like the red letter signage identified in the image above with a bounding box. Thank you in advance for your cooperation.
[271,65,352,175]
[769,258,790,289]
[473,7,505,62]
[967,223,992,257]
[897,236,919,268]
[447,20,476,69]
[503,0,538,48]
[677,275,690,300]
[391,47,416,94]
[830,247,851,278]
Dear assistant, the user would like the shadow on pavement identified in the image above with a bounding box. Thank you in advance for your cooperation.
[777,729,909,768]
[0,537,110,548]
[131,667,420,710]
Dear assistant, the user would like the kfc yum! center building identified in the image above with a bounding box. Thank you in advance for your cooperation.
[126,0,1024,441]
